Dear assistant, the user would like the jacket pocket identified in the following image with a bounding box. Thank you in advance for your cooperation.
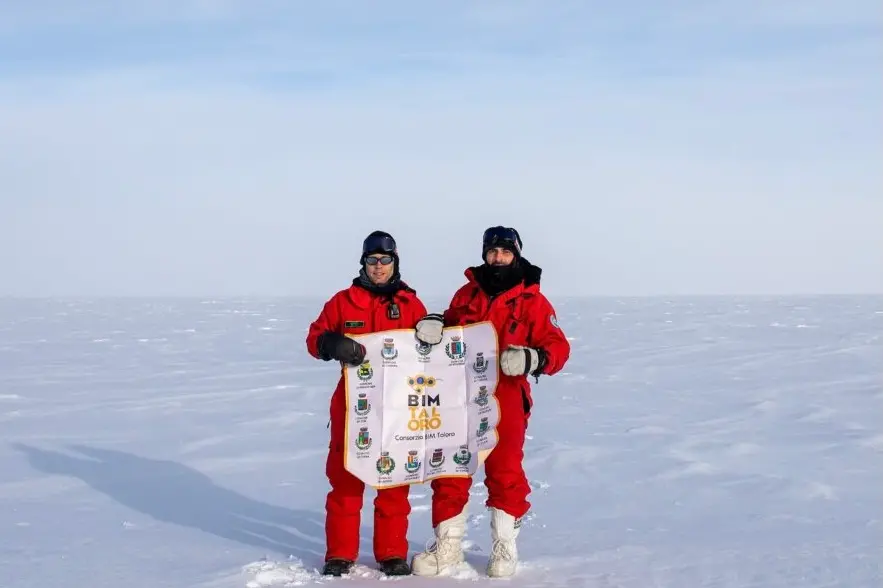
[521,385,532,416]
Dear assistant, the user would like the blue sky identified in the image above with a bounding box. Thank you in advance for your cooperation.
[1,0,881,297]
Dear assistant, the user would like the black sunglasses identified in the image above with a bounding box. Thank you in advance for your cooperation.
[365,255,394,266]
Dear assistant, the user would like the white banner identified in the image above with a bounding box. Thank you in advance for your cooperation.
[342,322,500,488]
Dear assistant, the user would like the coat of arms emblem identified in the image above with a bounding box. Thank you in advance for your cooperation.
[356,426,372,450]
[452,444,472,465]
[376,451,395,475]
[445,335,467,360]
[404,450,421,473]
[429,448,445,468]
[381,337,398,360]
[354,392,371,416]
[415,340,432,356]
[472,352,488,373]
[473,385,489,407]
[357,361,373,381]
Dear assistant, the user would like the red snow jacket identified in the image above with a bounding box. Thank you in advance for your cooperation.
[306,282,428,428]
[442,260,570,416]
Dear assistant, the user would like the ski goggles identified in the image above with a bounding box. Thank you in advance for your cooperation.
[364,255,394,266]
[362,233,397,256]
[482,226,521,255]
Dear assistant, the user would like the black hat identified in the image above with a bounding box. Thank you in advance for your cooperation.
[482,226,522,260]
[361,230,398,262]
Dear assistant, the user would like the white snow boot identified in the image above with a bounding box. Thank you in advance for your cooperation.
[410,509,467,576]
[486,507,521,577]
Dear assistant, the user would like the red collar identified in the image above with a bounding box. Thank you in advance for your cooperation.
[344,283,413,309]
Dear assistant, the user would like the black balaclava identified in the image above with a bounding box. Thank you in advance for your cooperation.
[474,226,525,296]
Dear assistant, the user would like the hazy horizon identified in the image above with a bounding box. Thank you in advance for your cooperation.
[2,1,881,298]
[1,293,880,304]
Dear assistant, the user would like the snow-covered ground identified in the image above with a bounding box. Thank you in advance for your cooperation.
[1,296,880,587]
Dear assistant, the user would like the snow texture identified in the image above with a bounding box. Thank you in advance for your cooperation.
[1,296,881,587]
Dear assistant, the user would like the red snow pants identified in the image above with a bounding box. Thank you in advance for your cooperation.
[325,390,411,562]
[430,386,531,527]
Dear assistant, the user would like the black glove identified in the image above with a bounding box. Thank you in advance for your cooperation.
[317,331,366,366]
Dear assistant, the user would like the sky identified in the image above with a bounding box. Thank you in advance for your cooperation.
[1,0,881,298]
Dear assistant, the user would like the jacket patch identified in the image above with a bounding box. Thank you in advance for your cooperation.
[344,320,365,328]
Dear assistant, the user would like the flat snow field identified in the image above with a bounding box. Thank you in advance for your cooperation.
[1,295,880,587]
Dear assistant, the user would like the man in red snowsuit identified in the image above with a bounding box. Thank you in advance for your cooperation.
[410,226,570,578]
[306,231,427,577]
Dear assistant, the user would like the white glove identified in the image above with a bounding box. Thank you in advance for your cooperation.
[500,345,543,376]
[415,313,444,345]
